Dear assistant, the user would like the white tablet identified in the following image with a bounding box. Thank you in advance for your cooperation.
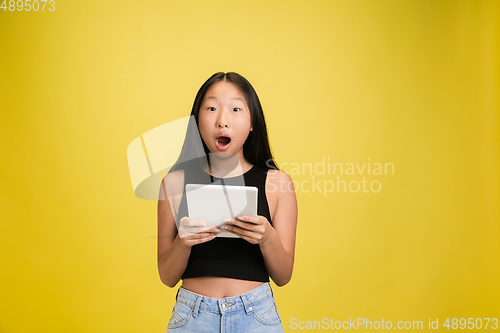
[185,184,258,238]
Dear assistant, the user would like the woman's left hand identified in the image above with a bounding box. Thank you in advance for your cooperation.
[221,215,274,245]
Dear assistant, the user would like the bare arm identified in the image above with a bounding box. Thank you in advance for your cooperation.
[157,194,191,288]
[157,172,219,288]
[260,171,297,286]
[222,171,298,286]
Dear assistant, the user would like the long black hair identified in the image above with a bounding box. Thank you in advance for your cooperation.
[169,72,279,174]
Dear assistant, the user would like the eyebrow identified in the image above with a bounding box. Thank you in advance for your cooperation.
[206,96,243,101]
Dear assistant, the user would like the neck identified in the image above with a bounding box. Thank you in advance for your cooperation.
[205,153,253,178]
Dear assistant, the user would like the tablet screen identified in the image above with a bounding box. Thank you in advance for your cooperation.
[185,184,258,238]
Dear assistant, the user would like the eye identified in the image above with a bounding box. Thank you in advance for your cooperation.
[207,107,216,111]
[232,107,241,112]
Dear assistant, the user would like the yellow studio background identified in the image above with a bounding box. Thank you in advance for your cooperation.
[1,0,499,332]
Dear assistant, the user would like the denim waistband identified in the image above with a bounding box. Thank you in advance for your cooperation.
[175,282,274,316]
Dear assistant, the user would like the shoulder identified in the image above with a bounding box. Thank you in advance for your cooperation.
[161,169,185,194]
[162,168,184,183]
[265,169,298,232]
[265,169,296,194]
[266,169,293,182]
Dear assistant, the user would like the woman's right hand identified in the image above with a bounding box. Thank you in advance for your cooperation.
[176,216,220,248]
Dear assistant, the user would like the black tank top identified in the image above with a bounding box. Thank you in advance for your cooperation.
[177,163,273,282]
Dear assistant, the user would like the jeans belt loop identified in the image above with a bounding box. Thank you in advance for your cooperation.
[239,294,252,315]
[192,295,202,317]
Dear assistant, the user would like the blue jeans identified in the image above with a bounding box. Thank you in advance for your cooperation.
[166,282,285,332]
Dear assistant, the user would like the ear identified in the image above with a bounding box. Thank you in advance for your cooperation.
[250,126,253,131]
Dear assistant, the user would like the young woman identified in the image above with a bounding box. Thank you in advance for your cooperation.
[157,72,298,332]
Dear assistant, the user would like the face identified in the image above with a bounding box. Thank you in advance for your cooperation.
[198,81,253,160]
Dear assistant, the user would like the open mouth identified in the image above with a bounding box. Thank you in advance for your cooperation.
[216,134,231,150]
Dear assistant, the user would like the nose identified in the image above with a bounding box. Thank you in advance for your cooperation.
[217,109,229,128]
